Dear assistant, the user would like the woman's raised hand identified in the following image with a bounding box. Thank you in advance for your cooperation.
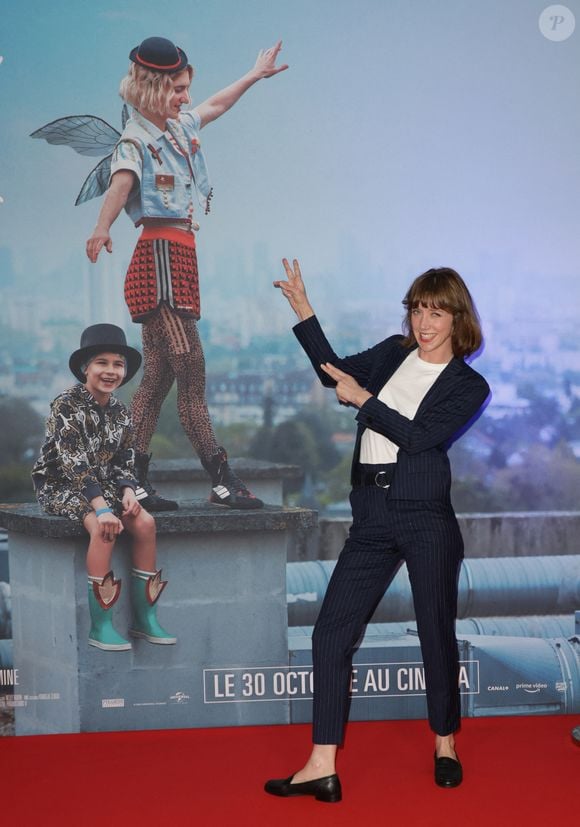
[253,41,289,79]
[274,258,314,321]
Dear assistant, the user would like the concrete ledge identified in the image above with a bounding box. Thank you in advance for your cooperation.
[0,501,316,735]
[0,501,316,539]
[314,511,580,561]
[149,457,303,482]
[458,511,580,557]
[147,458,303,506]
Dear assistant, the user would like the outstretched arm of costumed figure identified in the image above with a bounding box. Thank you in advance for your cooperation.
[195,40,288,128]
[86,170,135,263]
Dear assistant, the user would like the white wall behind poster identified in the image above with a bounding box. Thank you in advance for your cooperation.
[0,1,579,734]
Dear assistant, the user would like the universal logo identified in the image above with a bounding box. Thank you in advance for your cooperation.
[170,691,190,704]
[102,698,125,708]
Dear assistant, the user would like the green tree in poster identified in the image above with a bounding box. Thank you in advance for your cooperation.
[0,396,44,501]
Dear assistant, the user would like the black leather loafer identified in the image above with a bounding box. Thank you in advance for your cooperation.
[264,773,342,803]
[434,753,463,788]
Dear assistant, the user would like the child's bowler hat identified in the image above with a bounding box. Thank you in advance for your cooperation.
[69,324,142,385]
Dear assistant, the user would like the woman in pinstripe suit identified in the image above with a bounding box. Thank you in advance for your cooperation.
[265,259,489,802]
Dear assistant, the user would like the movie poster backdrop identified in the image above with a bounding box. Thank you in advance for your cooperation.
[0,0,579,734]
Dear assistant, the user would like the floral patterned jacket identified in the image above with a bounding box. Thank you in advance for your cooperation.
[32,384,138,502]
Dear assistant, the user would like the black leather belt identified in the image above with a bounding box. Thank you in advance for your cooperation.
[352,464,396,489]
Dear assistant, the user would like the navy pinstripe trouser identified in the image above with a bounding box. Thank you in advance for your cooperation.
[312,485,463,743]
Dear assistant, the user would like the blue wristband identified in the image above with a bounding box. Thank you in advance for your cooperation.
[95,507,113,517]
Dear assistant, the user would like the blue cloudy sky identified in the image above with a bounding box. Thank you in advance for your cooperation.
[1,0,579,328]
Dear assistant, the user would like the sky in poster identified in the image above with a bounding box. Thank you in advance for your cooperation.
[0,0,579,328]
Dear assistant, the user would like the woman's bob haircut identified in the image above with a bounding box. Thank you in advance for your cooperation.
[401,267,483,358]
[119,63,193,115]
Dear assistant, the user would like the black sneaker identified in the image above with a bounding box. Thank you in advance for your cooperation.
[135,485,178,512]
[134,452,178,512]
[204,448,264,510]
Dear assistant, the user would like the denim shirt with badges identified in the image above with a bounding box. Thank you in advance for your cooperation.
[110,109,212,227]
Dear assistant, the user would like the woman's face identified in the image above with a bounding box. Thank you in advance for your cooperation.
[411,304,454,364]
[84,352,126,404]
[163,69,192,120]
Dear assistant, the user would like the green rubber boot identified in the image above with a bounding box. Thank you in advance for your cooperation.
[88,573,132,651]
[129,569,177,645]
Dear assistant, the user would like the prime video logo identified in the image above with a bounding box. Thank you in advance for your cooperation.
[515,682,548,694]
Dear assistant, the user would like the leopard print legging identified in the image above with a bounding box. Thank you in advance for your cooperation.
[131,305,219,463]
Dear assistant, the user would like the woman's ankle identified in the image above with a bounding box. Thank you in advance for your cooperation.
[435,734,457,758]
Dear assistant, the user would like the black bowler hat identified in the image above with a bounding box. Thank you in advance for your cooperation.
[69,324,142,386]
[129,37,188,74]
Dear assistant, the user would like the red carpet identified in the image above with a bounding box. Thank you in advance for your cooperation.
[2,716,578,826]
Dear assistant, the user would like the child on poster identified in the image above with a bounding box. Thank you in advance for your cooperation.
[32,324,176,651]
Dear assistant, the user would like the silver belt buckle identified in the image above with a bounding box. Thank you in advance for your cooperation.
[374,471,390,489]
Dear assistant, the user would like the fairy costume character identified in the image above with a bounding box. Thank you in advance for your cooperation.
[33,36,288,510]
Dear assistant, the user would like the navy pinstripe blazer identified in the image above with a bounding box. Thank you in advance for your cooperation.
[294,315,490,502]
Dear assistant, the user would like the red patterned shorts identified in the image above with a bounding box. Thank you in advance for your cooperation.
[124,227,200,322]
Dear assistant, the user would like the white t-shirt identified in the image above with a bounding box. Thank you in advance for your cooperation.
[359,349,448,464]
